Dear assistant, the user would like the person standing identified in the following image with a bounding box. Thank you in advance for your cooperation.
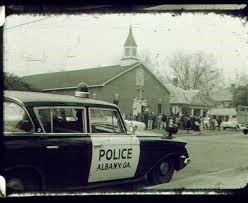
[144,110,149,130]
[216,116,222,131]
[191,116,197,131]
[161,113,167,129]
[152,112,157,129]
[185,114,191,133]
[165,115,178,139]
[136,113,141,122]
[147,112,154,130]
[210,117,216,131]
[209,116,213,130]
[175,115,180,129]
[195,116,201,131]
[140,112,145,124]
[157,113,162,129]
[212,117,216,131]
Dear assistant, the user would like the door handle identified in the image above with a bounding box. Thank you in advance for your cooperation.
[46,146,59,149]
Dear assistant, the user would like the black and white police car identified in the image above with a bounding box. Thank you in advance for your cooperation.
[2,86,190,193]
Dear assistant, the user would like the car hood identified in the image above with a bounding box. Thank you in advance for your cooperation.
[134,130,187,144]
[135,130,163,136]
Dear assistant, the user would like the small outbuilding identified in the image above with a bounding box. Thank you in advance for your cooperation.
[207,108,237,121]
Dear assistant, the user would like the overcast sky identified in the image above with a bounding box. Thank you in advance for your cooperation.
[3,13,248,84]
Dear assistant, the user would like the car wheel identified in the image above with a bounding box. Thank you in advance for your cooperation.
[147,158,175,185]
[6,172,41,193]
[223,127,226,130]
[243,130,248,135]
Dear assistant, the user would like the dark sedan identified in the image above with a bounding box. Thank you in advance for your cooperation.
[2,90,190,193]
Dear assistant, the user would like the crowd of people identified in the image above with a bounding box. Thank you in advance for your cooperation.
[126,111,225,131]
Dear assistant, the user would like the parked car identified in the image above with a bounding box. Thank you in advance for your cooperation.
[220,118,240,130]
[124,119,146,132]
[240,123,248,135]
[2,90,190,194]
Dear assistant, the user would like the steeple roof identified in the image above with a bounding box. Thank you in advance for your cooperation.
[124,26,137,47]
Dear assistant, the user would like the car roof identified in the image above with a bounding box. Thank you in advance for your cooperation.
[4,91,117,108]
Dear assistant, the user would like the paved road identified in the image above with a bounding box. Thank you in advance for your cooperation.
[146,131,248,190]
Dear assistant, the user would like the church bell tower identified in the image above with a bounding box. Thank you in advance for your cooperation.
[120,26,140,66]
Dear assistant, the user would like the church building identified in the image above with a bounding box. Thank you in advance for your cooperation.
[23,27,171,116]
[23,27,214,117]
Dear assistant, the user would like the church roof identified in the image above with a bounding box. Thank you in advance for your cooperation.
[22,61,213,107]
[162,83,213,107]
[124,27,137,47]
[210,87,233,102]
[23,64,137,90]
[207,108,237,116]
[23,62,171,95]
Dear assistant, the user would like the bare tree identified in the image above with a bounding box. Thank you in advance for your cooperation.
[139,50,168,82]
[240,73,248,86]
[167,52,222,95]
[139,50,158,69]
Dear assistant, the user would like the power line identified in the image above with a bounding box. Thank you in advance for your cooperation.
[4,16,52,30]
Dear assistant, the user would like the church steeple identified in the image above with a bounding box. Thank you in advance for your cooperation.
[120,26,140,66]
[124,26,137,47]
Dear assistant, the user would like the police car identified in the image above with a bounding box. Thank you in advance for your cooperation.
[2,86,190,193]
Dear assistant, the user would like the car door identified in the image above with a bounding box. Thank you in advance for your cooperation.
[3,100,43,178]
[88,107,140,183]
[34,106,92,189]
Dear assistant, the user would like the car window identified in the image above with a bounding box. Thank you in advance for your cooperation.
[52,108,86,133]
[35,108,52,133]
[4,101,33,133]
[90,108,124,134]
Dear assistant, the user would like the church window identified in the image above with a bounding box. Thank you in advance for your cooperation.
[131,48,136,57]
[125,48,131,57]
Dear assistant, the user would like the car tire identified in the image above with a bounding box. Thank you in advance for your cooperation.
[243,130,248,135]
[6,171,41,193]
[147,158,175,185]
[223,127,226,130]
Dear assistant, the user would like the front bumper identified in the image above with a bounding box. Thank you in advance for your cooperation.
[180,155,191,165]
[176,155,191,171]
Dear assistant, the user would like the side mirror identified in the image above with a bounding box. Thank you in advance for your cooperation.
[0,176,6,198]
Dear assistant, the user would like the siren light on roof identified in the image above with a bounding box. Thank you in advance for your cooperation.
[75,83,89,98]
